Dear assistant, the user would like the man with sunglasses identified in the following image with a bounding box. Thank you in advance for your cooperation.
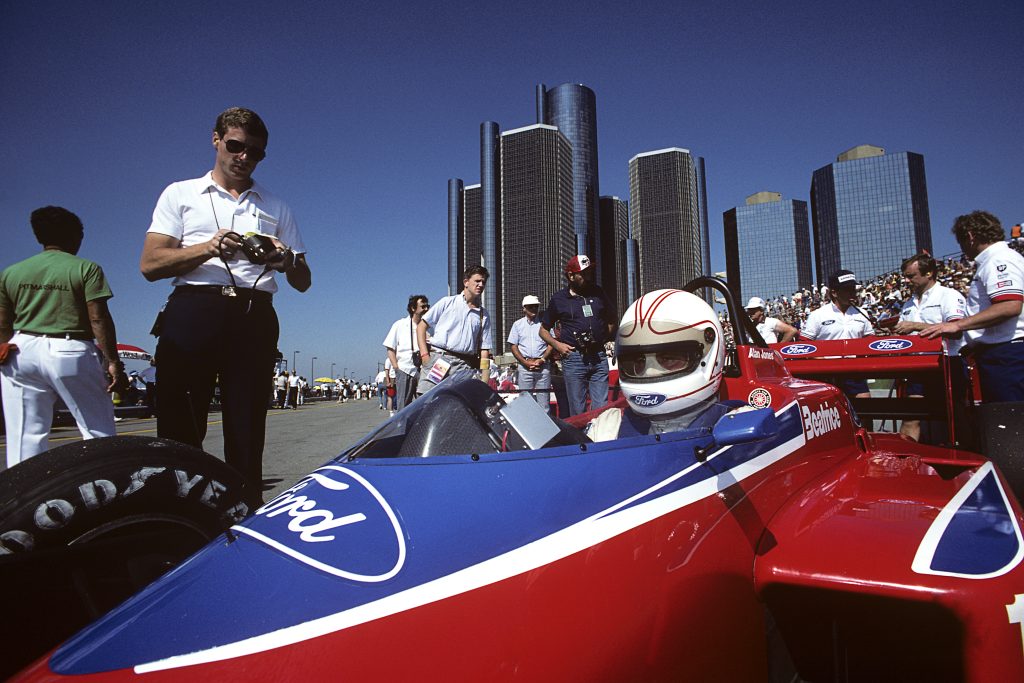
[140,107,311,509]
[383,294,429,413]
[508,294,553,414]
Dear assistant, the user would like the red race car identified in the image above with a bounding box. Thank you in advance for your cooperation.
[5,277,1024,682]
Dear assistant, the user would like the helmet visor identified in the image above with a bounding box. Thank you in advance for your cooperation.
[618,341,704,381]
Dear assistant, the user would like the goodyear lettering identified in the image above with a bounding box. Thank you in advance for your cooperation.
[174,470,205,497]
[802,402,842,440]
[79,479,117,510]
[33,499,76,530]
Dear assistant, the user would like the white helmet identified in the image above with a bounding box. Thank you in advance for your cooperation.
[615,289,725,417]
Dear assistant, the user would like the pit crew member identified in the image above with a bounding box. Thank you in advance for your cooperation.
[800,269,873,399]
[922,210,1024,402]
[893,252,967,441]
[744,296,797,343]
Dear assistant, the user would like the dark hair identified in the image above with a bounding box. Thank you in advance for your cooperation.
[30,206,83,248]
[901,252,937,277]
[407,294,428,314]
[214,107,269,143]
[463,265,489,281]
[952,210,1004,247]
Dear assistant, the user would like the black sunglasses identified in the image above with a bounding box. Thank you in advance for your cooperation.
[223,138,266,161]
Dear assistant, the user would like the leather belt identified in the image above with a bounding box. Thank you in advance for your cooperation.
[173,285,273,302]
[19,330,94,341]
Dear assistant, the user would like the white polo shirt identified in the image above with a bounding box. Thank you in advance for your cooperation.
[966,241,1024,346]
[507,316,549,359]
[802,302,872,340]
[382,315,422,376]
[148,172,306,292]
[899,283,967,355]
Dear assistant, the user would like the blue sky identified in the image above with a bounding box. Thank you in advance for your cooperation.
[2,0,1021,381]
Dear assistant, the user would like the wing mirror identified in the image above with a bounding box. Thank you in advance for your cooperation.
[695,407,780,462]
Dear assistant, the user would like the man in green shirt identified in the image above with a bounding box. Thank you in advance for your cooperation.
[0,206,127,467]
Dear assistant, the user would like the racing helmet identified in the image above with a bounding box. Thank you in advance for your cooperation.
[615,289,725,417]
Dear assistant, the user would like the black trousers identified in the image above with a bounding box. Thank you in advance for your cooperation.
[155,287,279,506]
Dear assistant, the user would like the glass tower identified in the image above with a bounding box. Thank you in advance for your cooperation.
[500,124,574,354]
[810,146,933,283]
[599,195,629,319]
[628,148,704,293]
[539,84,600,270]
[447,179,464,296]
[723,193,813,304]
[480,121,502,333]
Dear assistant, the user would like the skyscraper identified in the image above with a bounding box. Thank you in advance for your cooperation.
[480,121,502,327]
[500,124,574,354]
[599,195,629,318]
[723,192,813,304]
[538,83,600,266]
[810,145,933,283]
[628,148,705,293]
[447,181,482,295]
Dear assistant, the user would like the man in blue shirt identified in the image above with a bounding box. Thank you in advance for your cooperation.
[539,255,616,416]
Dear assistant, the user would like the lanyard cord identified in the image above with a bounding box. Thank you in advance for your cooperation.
[208,191,272,313]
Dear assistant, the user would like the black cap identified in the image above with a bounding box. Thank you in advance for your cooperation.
[828,269,858,290]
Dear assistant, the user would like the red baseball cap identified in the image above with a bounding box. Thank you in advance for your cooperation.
[565,254,592,274]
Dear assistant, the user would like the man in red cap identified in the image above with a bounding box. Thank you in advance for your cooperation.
[540,255,616,416]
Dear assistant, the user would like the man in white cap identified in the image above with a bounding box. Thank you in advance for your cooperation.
[744,297,797,343]
[539,255,616,416]
[508,294,553,413]
[802,269,874,398]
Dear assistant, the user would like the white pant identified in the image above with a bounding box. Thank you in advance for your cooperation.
[1,333,115,468]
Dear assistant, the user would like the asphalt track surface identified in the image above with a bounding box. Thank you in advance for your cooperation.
[0,398,390,502]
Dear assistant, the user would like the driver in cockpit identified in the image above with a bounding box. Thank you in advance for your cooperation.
[586,289,731,441]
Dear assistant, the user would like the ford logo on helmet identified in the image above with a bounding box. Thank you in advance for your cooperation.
[868,338,913,351]
[780,343,817,355]
[630,393,667,407]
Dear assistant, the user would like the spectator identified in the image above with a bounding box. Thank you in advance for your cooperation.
[0,206,128,467]
[275,370,288,408]
[416,266,493,396]
[539,255,615,416]
[375,367,387,410]
[922,211,1024,402]
[893,253,967,441]
[508,294,553,413]
[383,294,429,413]
[139,106,311,508]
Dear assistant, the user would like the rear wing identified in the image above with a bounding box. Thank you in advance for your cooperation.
[770,336,970,447]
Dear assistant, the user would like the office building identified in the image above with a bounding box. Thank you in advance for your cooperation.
[599,195,630,318]
[538,83,600,268]
[723,192,813,304]
[480,121,502,327]
[810,145,933,283]
[447,181,482,295]
[628,148,706,293]
[499,124,574,354]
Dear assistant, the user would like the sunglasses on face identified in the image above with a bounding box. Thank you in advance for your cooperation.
[223,138,266,161]
[618,344,704,379]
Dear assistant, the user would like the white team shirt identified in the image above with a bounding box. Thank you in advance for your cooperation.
[899,283,967,355]
[756,317,782,344]
[148,172,306,292]
[382,315,422,376]
[802,302,872,340]
[965,242,1024,346]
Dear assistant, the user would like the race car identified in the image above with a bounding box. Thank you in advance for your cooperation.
[6,277,1024,682]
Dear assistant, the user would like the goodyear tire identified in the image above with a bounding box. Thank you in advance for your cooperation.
[0,435,249,678]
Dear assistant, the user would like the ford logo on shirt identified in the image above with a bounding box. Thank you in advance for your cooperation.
[780,344,817,355]
[233,465,406,582]
[630,393,667,408]
[868,339,913,351]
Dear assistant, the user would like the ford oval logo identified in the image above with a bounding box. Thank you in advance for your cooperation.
[780,343,817,355]
[233,465,406,582]
[868,338,913,351]
[630,393,667,407]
